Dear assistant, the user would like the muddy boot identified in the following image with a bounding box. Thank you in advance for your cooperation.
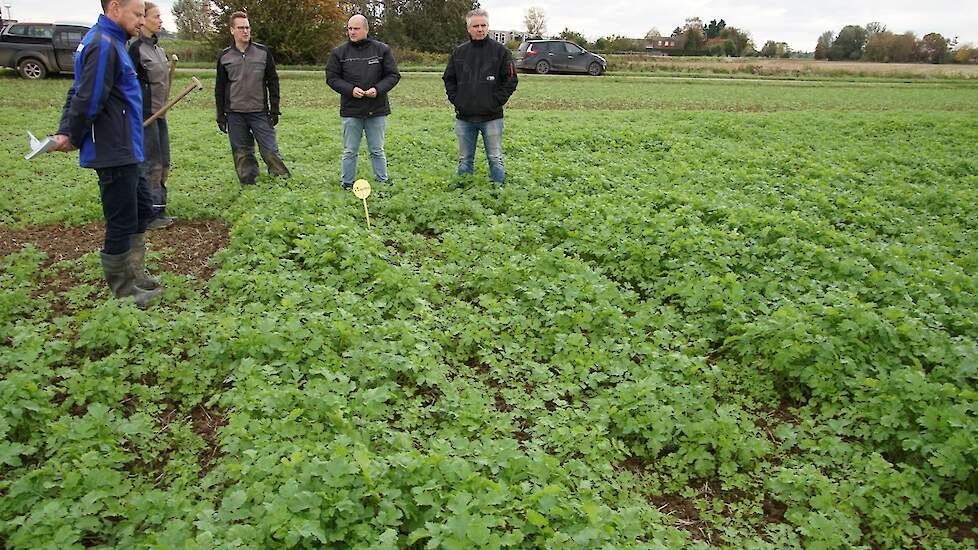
[101,250,161,307]
[261,151,291,179]
[128,233,161,290]
[234,151,259,185]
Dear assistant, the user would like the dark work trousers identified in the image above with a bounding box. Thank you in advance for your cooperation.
[96,164,155,254]
[141,117,170,216]
[227,111,290,184]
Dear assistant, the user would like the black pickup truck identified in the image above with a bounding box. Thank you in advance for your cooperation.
[0,21,91,79]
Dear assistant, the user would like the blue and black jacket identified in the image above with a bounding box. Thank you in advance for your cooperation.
[58,14,144,169]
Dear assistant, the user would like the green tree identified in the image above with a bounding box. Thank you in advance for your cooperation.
[918,32,949,63]
[172,0,213,40]
[828,25,867,60]
[368,0,480,53]
[705,19,726,39]
[863,31,894,62]
[760,40,788,58]
[865,21,886,40]
[559,28,589,49]
[814,30,833,60]
[682,27,705,53]
[208,0,345,64]
[718,26,752,56]
[888,32,917,63]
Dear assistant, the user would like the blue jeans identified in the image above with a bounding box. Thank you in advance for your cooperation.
[342,116,388,186]
[454,118,504,183]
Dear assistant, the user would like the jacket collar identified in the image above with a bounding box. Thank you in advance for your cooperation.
[350,37,371,48]
[96,14,129,42]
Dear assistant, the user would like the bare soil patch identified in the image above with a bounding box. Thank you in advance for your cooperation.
[1,220,229,315]
[0,219,229,279]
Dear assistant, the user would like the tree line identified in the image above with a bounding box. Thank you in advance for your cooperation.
[171,0,478,64]
[169,1,978,65]
[815,23,977,64]
[555,17,795,59]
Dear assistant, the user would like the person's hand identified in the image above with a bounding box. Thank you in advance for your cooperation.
[50,134,76,152]
[270,113,279,127]
[218,120,227,134]
[364,87,378,98]
[352,87,365,98]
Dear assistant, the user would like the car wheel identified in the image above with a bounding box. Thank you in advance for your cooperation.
[18,58,46,80]
[587,62,603,76]
[535,60,550,75]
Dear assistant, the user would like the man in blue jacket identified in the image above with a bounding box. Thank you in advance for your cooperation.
[51,0,161,307]
[442,8,518,185]
[325,14,400,190]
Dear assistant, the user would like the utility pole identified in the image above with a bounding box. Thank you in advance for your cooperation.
[3,4,11,21]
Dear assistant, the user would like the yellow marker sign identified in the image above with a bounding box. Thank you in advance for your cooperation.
[352,179,372,229]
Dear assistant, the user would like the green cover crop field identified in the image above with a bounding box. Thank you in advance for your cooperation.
[1,71,977,548]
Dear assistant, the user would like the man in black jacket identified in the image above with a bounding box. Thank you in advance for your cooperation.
[325,14,400,190]
[215,11,290,185]
[442,8,518,185]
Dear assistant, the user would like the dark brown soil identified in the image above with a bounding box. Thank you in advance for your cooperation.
[1,220,229,316]
[0,219,229,279]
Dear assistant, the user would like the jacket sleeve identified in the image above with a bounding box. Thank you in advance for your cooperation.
[215,54,228,123]
[442,49,458,105]
[57,35,118,147]
[325,47,354,96]
[128,40,150,118]
[494,46,518,106]
[265,48,281,115]
[374,44,400,94]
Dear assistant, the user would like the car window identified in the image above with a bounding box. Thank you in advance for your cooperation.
[533,42,552,54]
[29,25,54,38]
[54,30,83,48]
[565,43,583,55]
[7,25,27,36]
[518,42,529,53]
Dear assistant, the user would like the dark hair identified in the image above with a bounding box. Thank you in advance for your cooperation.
[230,11,248,27]
[144,1,158,15]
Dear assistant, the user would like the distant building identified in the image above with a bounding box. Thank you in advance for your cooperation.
[646,37,680,54]
[490,29,527,44]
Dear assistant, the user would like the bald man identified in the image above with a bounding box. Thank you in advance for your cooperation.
[325,14,401,190]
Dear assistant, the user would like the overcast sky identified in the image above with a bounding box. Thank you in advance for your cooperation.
[6,0,976,51]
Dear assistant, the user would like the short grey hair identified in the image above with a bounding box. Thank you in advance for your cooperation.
[465,8,488,24]
[349,14,368,29]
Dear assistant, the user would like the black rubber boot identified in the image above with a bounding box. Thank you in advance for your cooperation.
[101,250,161,307]
[128,233,161,290]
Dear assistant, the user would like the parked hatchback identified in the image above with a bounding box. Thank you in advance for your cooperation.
[516,40,607,76]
